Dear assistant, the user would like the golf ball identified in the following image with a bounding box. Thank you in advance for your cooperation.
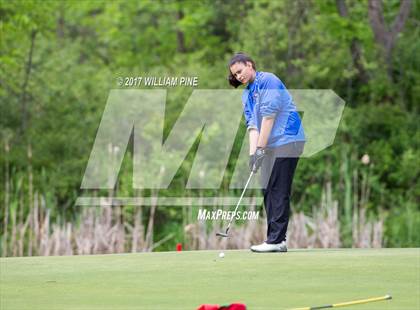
[219,252,225,258]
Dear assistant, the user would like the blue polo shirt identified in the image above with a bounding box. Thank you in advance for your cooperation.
[242,71,305,148]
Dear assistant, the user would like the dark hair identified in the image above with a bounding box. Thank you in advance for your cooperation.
[227,52,256,88]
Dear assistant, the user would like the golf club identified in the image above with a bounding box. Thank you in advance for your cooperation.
[289,294,392,310]
[216,170,254,238]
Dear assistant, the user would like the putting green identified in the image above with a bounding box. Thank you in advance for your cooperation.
[1,249,419,310]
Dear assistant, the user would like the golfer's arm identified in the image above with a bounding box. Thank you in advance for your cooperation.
[257,117,275,148]
[249,129,258,155]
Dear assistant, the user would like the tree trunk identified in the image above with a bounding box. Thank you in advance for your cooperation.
[368,0,412,78]
[57,4,65,39]
[336,0,369,83]
[176,10,186,53]
[20,30,37,135]
[286,0,307,78]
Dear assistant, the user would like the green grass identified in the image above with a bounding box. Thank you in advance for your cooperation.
[1,249,419,310]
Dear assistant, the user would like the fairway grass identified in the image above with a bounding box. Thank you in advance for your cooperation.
[1,248,419,310]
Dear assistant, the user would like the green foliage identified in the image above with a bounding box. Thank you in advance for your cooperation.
[1,0,419,250]
[385,201,420,247]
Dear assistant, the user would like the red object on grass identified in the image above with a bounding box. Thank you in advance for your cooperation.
[176,243,182,251]
[196,305,219,310]
[197,303,246,310]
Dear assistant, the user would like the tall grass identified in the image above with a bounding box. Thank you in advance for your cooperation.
[0,185,385,256]
[0,198,170,256]
[0,142,399,256]
[185,183,384,250]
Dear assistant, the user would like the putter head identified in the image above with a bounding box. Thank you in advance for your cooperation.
[216,230,229,238]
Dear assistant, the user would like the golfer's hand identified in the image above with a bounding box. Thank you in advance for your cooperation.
[249,155,254,172]
[250,147,266,172]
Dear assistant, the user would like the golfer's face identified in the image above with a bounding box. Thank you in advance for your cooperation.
[230,62,254,85]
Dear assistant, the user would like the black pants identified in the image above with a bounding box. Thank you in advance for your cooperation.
[260,142,304,244]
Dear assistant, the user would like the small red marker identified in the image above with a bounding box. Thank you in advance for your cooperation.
[176,243,182,252]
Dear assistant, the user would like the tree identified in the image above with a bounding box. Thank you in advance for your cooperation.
[336,0,369,83]
[368,0,412,79]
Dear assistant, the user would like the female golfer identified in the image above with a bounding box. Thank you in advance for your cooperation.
[228,53,305,252]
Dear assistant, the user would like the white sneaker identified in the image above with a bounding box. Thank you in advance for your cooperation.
[250,241,287,253]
